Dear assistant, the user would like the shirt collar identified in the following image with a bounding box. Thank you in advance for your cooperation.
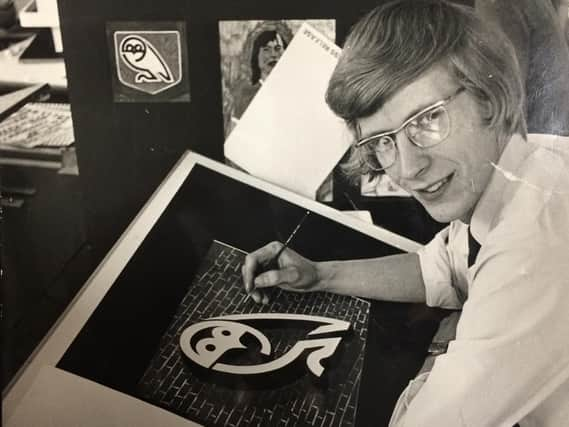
[469,134,532,245]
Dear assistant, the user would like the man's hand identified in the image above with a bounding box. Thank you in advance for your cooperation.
[242,241,320,304]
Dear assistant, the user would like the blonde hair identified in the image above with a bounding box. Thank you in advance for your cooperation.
[326,0,526,180]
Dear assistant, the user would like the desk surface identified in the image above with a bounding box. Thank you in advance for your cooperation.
[3,152,438,426]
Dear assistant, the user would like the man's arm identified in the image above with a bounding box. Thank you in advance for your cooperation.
[317,253,426,303]
[244,224,465,307]
[242,241,426,304]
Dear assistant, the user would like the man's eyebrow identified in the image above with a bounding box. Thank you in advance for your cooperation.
[360,97,441,138]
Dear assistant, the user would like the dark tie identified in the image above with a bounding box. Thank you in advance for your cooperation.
[467,226,481,268]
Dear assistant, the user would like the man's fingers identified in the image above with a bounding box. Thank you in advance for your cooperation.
[241,255,262,293]
[254,266,300,289]
[248,289,270,305]
[251,242,282,262]
[242,242,285,304]
[242,242,282,293]
[248,289,262,304]
[242,264,254,294]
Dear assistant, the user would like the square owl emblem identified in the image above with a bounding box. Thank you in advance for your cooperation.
[107,22,190,102]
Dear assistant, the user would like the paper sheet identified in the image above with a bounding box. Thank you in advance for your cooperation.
[224,23,352,199]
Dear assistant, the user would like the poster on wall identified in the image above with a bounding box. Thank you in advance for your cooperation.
[218,19,335,138]
[219,20,336,201]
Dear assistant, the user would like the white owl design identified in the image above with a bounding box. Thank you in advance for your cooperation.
[179,314,350,377]
[119,35,174,84]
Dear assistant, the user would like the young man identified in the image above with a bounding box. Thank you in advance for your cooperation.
[242,1,569,425]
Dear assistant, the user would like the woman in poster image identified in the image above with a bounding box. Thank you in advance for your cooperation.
[242,1,569,426]
[231,22,292,120]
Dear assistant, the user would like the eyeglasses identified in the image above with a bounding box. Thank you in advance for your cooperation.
[355,88,465,171]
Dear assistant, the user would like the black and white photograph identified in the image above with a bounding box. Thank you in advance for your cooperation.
[2,0,569,426]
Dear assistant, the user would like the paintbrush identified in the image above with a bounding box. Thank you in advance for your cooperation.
[261,209,311,273]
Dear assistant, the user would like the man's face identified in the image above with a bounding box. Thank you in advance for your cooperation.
[258,36,285,80]
[357,64,503,223]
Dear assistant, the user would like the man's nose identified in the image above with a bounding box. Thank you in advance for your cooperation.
[395,132,429,180]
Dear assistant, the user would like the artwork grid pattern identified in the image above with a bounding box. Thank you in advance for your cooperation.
[138,241,369,427]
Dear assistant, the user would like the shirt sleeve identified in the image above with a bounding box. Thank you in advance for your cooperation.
[390,230,569,427]
[417,226,463,309]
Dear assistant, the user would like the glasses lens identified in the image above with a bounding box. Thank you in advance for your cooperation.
[358,135,396,171]
[407,105,450,147]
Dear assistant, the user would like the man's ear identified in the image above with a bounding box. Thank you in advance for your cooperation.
[476,96,494,125]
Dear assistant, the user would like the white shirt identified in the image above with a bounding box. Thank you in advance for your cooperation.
[390,134,569,427]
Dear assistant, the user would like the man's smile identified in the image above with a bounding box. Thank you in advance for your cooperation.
[411,172,454,200]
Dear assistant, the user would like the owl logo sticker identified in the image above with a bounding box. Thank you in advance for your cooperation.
[114,31,182,95]
[119,35,174,84]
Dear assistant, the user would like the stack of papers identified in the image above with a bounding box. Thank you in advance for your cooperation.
[0,102,74,148]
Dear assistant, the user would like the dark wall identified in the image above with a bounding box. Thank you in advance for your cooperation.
[58,0,472,265]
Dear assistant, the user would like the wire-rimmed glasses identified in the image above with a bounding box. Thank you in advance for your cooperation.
[355,88,465,171]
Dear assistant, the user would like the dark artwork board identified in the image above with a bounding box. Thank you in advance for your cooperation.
[54,155,442,426]
[137,240,369,426]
